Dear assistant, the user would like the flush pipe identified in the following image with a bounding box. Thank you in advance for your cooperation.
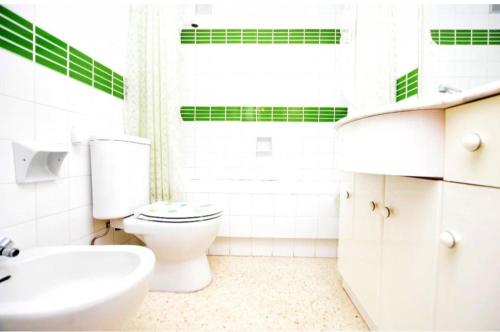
[91,221,111,245]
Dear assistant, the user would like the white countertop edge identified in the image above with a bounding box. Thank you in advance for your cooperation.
[334,80,500,129]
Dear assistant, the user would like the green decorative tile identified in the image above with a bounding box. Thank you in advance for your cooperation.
[0,5,32,30]
[70,46,92,63]
[35,55,66,75]
[0,15,32,40]
[0,5,125,99]
[431,29,500,45]
[257,107,272,121]
[181,28,341,44]
[272,107,287,122]
[242,106,257,121]
[0,26,32,50]
[69,70,92,86]
[180,106,347,123]
[395,68,418,102]
[0,37,32,59]
[210,106,225,121]
[226,106,241,121]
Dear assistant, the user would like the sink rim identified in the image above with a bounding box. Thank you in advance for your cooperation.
[0,245,155,318]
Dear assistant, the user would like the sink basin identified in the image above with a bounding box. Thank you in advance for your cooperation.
[0,245,155,330]
[335,109,445,177]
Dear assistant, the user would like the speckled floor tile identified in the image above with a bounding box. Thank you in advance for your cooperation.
[125,256,368,331]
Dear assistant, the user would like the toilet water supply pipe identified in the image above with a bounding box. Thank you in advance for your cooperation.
[91,221,111,245]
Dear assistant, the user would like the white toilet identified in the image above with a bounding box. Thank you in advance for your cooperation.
[89,135,222,292]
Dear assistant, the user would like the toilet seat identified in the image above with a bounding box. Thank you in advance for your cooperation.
[134,202,223,223]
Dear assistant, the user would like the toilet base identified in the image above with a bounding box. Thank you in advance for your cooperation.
[150,254,212,292]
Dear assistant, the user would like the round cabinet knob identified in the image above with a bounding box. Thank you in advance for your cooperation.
[440,231,457,248]
[462,133,481,152]
[383,207,391,218]
[369,201,377,211]
[345,191,351,200]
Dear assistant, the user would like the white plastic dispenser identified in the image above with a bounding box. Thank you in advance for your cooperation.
[12,141,69,183]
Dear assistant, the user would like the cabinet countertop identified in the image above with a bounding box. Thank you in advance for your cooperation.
[334,80,500,130]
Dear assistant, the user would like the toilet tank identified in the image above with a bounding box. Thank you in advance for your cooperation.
[89,135,150,220]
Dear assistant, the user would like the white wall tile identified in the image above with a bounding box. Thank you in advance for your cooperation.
[1,220,37,250]
[294,216,318,239]
[0,4,127,249]
[0,140,16,183]
[34,65,69,110]
[69,176,92,209]
[68,205,94,242]
[0,183,36,229]
[230,215,252,237]
[35,104,69,144]
[37,211,70,246]
[0,94,35,141]
[252,216,274,238]
[0,49,35,101]
[36,179,70,217]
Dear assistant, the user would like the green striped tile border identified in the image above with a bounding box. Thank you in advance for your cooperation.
[181,29,341,44]
[396,68,418,102]
[180,106,348,122]
[431,29,500,45]
[0,5,124,99]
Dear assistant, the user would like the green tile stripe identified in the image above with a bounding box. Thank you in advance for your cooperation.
[431,29,500,45]
[396,68,418,102]
[0,5,125,100]
[181,29,342,44]
[180,106,348,122]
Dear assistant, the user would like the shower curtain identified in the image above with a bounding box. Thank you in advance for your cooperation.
[126,5,182,202]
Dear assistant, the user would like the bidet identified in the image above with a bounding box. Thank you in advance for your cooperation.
[0,245,155,330]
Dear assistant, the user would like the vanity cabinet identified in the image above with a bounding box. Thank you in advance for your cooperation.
[338,174,442,330]
[445,94,500,187]
[380,176,442,330]
[435,182,500,330]
[336,92,500,330]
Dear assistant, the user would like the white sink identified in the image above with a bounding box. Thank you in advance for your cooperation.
[0,245,155,330]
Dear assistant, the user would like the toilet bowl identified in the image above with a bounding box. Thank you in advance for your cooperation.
[90,135,222,293]
[122,201,222,292]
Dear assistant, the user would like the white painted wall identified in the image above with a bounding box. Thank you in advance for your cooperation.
[0,5,131,249]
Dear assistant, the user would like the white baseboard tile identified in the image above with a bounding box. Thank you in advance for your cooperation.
[252,238,273,256]
[272,238,294,257]
[293,239,316,257]
[315,239,338,258]
[208,237,231,255]
[228,237,253,256]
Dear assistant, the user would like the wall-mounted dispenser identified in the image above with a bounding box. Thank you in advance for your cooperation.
[12,141,69,183]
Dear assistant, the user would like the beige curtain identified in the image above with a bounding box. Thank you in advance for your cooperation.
[125,5,181,202]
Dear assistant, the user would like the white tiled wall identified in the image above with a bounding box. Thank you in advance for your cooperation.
[420,4,500,99]
[0,5,131,249]
[176,4,350,257]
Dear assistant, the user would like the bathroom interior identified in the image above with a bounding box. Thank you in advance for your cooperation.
[0,2,500,331]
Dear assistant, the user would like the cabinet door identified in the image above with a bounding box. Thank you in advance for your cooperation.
[338,172,355,282]
[435,182,500,330]
[380,176,442,330]
[349,173,385,326]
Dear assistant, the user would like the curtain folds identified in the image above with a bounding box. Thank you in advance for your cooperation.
[126,5,181,202]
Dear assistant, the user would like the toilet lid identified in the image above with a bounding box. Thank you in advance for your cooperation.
[135,202,223,223]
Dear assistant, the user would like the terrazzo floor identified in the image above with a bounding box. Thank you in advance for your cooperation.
[126,256,368,331]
